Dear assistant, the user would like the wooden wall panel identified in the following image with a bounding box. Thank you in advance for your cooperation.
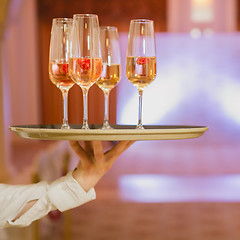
[37,0,167,31]
[37,0,167,125]
[237,0,240,31]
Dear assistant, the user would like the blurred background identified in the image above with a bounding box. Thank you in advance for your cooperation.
[1,0,240,239]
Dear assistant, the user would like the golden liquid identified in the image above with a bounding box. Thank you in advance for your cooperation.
[126,56,156,90]
[69,57,102,88]
[49,62,75,89]
[96,64,120,92]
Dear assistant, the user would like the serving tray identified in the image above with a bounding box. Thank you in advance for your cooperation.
[9,124,208,141]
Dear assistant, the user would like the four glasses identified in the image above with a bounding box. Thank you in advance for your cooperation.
[49,16,156,130]
[69,14,102,129]
[49,18,74,129]
[126,19,157,129]
[96,26,121,129]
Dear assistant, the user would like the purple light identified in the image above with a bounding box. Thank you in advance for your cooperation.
[118,174,240,203]
[117,33,240,136]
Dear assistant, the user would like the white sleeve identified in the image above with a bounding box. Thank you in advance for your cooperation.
[0,171,96,228]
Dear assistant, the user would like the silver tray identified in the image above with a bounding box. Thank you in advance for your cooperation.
[9,124,208,141]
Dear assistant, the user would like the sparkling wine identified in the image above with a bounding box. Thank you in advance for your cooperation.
[49,61,75,89]
[126,56,156,90]
[69,57,102,88]
[96,64,120,92]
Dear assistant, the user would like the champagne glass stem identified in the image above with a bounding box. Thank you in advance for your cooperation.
[137,89,144,129]
[61,89,70,129]
[82,88,89,129]
[102,91,111,129]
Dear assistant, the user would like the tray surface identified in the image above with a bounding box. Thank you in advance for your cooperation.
[9,124,208,141]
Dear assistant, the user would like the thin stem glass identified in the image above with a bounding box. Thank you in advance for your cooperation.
[61,89,70,129]
[69,14,102,129]
[103,91,111,129]
[126,19,156,129]
[49,18,73,129]
[96,26,121,129]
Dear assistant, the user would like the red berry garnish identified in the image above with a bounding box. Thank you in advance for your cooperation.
[136,57,150,65]
[62,63,69,73]
[78,58,91,70]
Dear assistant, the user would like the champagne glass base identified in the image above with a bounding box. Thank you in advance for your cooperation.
[61,124,70,129]
[82,121,89,129]
[136,124,144,130]
[101,122,113,130]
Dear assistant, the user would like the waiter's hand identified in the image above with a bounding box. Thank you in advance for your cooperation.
[70,141,135,192]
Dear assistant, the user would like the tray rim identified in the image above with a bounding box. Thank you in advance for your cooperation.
[9,124,209,141]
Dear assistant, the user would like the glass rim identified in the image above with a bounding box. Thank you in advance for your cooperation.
[100,26,118,31]
[52,18,73,23]
[130,19,153,23]
[73,14,98,19]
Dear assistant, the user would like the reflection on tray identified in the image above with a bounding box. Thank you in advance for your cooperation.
[12,124,207,130]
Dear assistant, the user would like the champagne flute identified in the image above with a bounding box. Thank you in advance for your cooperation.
[96,26,121,129]
[69,14,102,129]
[49,18,74,129]
[126,19,157,129]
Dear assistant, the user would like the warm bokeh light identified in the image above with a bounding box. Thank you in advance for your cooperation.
[191,0,214,23]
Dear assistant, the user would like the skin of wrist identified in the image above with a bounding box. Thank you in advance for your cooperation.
[72,168,104,192]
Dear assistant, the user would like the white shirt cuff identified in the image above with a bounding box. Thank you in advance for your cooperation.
[48,171,96,212]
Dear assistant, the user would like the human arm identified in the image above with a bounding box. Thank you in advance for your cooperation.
[0,140,134,228]
[0,171,95,228]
